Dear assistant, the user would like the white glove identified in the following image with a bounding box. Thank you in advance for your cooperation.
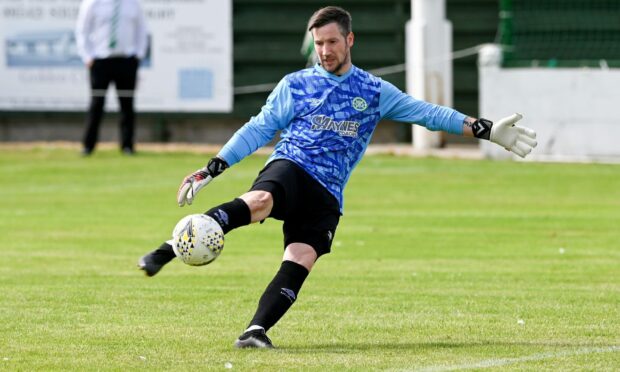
[473,114,538,158]
[177,157,228,207]
[490,113,537,158]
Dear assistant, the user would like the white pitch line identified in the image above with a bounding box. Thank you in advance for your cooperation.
[405,346,620,372]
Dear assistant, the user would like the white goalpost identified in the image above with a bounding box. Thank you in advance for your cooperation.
[406,0,452,150]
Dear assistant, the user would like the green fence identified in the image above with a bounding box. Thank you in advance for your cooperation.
[499,0,620,68]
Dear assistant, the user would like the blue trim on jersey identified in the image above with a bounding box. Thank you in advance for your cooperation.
[217,64,467,212]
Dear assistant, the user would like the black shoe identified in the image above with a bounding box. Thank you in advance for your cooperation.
[81,148,93,157]
[137,243,176,277]
[122,148,135,156]
[234,329,274,349]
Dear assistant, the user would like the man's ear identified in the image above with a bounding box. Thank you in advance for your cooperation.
[347,32,354,47]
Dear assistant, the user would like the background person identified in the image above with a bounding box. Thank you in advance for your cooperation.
[75,0,148,155]
[138,6,537,349]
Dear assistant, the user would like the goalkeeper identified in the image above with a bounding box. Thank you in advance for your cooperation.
[138,6,537,349]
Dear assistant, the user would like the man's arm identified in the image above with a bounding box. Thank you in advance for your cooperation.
[379,80,466,134]
[177,78,295,206]
[217,79,294,166]
[462,117,476,137]
[379,80,537,157]
[75,0,94,66]
[134,0,149,60]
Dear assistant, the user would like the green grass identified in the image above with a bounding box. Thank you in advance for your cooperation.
[0,147,619,371]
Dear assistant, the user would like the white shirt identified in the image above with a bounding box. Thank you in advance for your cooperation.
[75,0,148,63]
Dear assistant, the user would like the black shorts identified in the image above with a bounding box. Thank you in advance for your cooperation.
[249,159,340,257]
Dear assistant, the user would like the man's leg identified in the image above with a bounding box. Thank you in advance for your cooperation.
[234,243,316,349]
[234,165,340,349]
[114,57,138,153]
[83,59,110,155]
[138,191,273,276]
[137,240,176,277]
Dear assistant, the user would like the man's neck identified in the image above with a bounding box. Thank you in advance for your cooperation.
[317,63,353,79]
[333,62,352,76]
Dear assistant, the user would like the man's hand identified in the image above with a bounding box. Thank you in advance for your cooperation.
[490,113,537,158]
[177,157,228,207]
[472,114,537,158]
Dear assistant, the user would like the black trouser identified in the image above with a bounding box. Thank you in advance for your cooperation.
[84,56,139,152]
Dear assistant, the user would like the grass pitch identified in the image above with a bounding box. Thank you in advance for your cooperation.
[0,146,618,371]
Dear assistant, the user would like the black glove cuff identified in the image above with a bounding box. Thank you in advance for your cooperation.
[206,157,229,177]
[472,118,493,140]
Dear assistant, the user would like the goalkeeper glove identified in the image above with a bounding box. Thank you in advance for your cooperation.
[177,157,228,207]
[472,113,537,158]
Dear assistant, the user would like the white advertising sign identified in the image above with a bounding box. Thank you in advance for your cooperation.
[0,0,232,112]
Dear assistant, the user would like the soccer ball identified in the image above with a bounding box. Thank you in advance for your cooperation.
[171,214,224,266]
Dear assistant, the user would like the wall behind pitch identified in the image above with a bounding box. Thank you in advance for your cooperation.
[479,45,620,161]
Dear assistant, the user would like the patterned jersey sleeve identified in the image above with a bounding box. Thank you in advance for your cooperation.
[217,79,295,166]
[378,79,466,135]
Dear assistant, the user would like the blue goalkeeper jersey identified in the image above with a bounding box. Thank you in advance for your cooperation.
[218,64,466,212]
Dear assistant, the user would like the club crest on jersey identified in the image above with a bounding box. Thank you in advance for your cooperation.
[352,97,368,111]
[311,115,360,138]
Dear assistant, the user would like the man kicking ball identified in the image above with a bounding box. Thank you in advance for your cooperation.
[138,6,537,349]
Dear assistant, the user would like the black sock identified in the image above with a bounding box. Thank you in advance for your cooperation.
[150,242,176,264]
[248,260,309,332]
[205,198,251,234]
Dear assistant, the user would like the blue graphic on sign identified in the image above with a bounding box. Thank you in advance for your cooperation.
[178,69,213,99]
[5,30,82,67]
[5,30,152,68]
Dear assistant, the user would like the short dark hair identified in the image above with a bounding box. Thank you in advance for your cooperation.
[307,6,352,38]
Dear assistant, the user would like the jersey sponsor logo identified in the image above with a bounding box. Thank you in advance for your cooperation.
[311,115,360,138]
[352,97,368,111]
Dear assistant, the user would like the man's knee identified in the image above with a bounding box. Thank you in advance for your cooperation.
[240,190,273,222]
[283,243,318,272]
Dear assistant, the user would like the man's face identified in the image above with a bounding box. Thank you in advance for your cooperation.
[312,22,354,75]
